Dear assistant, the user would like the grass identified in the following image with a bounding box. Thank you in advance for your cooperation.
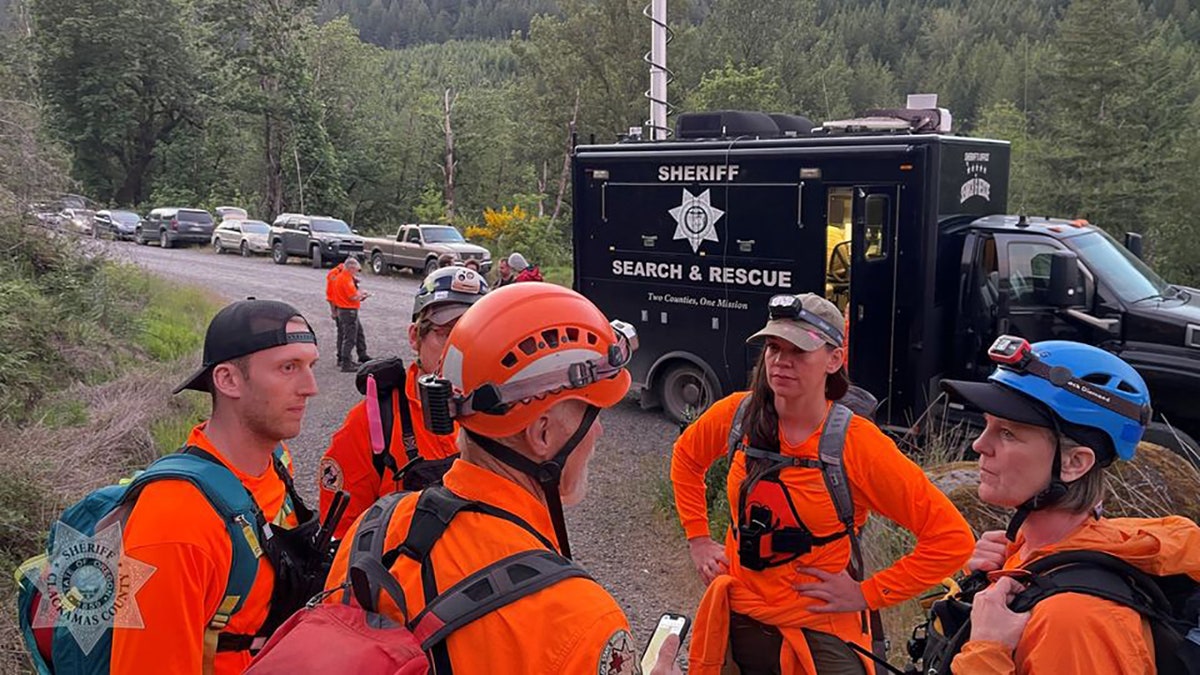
[542,264,573,288]
[0,218,222,672]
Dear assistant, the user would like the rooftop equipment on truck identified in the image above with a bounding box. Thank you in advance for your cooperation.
[571,99,1200,458]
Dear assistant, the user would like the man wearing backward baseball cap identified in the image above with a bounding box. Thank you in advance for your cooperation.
[111,299,327,674]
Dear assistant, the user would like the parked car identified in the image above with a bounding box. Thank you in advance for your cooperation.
[215,206,248,221]
[213,219,271,257]
[92,210,142,240]
[362,224,491,277]
[137,207,215,248]
[59,208,95,234]
[269,213,364,268]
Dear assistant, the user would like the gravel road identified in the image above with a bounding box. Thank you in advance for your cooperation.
[106,240,706,643]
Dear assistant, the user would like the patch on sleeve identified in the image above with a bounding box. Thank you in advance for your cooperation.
[318,457,344,493]
[598,629,639,675]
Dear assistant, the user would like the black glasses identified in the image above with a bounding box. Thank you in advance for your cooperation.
[766,295,844,347]
[986,335,1149,424]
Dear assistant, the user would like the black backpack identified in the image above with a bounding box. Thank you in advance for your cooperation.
[356,358,457,491]
[908,549,1200,675]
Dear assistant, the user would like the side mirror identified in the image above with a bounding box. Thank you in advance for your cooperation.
[352,229,360,235]
[1124,232,1144,260]
[1048,251,1082,307]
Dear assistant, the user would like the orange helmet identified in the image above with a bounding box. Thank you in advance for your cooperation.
[434,283,635,438]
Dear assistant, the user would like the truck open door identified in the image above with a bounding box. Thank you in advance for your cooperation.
[848,185,901,421]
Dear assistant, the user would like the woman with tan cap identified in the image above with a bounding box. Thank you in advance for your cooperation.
[671,292,974,674]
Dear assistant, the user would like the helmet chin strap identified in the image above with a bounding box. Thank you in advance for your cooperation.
[1005,419,1070,542]
[464,405,601,559]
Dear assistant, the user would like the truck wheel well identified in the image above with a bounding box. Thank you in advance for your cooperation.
[647,354,723,423]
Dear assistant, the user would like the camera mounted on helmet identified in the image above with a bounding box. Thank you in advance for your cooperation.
[417,320,638,431]
[987,335,1150,426]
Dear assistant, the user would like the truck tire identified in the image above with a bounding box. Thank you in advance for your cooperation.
[371,252,388,275]
[658,362,717,425]
[1142,421,1200,467]
[423,257,438,278]
[159,231,172,249]
[136,228,147,245]
[213,238,224,254]
[311,245,323,269]
[272,241,288,265]
[241,241,251,257]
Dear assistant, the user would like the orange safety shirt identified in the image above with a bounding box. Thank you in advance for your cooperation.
[324,264,343,303]
[318,363,460,539]
[330,271,360,310]
[324,460,637,674]
[672,392,974,671]
[112,424,300,674]
[952,515,1200,675]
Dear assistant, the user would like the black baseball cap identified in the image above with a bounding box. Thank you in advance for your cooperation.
[174,299,317,394]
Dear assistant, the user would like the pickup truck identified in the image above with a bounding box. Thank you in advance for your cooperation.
[363,224,492,277]
[270,213,364,268]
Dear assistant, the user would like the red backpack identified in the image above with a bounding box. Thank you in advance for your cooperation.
[515,265,543,282]
[246,486,591,674]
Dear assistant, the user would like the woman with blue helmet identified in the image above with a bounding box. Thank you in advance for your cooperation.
[940,336,1200,674]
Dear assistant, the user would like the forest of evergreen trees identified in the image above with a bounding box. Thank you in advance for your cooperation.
[6,0,1200,282]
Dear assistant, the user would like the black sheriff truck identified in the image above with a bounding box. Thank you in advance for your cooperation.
[571,108,1200,456]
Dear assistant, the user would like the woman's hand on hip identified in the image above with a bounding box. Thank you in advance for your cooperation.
[793,566,868,613]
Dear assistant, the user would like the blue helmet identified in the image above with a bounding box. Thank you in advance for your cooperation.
[988,339,1151,462]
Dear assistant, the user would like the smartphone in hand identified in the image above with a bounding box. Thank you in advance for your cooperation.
[641,613,690,673]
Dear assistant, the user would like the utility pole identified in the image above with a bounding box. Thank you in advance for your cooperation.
[648,0,669,140]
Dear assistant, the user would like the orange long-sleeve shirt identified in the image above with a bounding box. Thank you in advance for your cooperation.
[112,424,299,674]
[952,516,1200,675]
[330,271,360,310]
[324,460,636,674]
[324,264,343,303]
[318,363,460,539]
[672,392,974,669]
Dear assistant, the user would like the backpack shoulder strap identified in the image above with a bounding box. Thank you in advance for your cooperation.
[726,394,754,461]
[371,389,402,480]
[817,403,856,553]
[130,451,264,634]
[1014,550,1172,617]
[345,491,411,614]
[409,550,593,651]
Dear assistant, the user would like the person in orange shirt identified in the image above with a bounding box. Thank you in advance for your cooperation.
[672,293,974,674]
[940,337,1200,674]
[318,266,489,540]
[331,256,371,372]
[111,299,326,674]
[323,283,683,675]
[324,261,343,319]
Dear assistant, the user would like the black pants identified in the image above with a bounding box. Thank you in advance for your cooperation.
[728,613,866,675]
[336,308,368,366]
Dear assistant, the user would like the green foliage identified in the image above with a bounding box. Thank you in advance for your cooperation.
[150,393,209,456]
[0,218,217,423]
[685,63,784,113]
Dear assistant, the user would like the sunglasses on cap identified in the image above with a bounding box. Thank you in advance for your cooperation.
[987,335,1149,424]
[419,320,639,425]
[766,295,844,347]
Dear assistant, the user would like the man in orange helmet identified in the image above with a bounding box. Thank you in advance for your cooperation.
[324,283,681,674]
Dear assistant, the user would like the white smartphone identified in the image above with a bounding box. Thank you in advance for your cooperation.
[641,613,690,672]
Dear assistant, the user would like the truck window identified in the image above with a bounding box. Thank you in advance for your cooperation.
[1006,241,1060,306]
[864,194,888,260]
[405,229,422,244]
[826,188,853,308]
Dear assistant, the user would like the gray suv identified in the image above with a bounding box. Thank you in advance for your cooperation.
[270,213,364,268]
[137,208,215,248]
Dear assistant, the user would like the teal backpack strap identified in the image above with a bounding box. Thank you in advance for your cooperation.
[131,452,265,639]
[725,395,754,462]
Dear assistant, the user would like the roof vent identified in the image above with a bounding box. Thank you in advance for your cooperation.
[819,93,952,134]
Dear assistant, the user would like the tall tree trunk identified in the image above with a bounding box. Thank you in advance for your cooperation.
[442,87,457,220]
[265,111,284,220]
[550,88,581,224]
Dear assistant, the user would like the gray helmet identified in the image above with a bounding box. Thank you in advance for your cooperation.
[412,266,489,323]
